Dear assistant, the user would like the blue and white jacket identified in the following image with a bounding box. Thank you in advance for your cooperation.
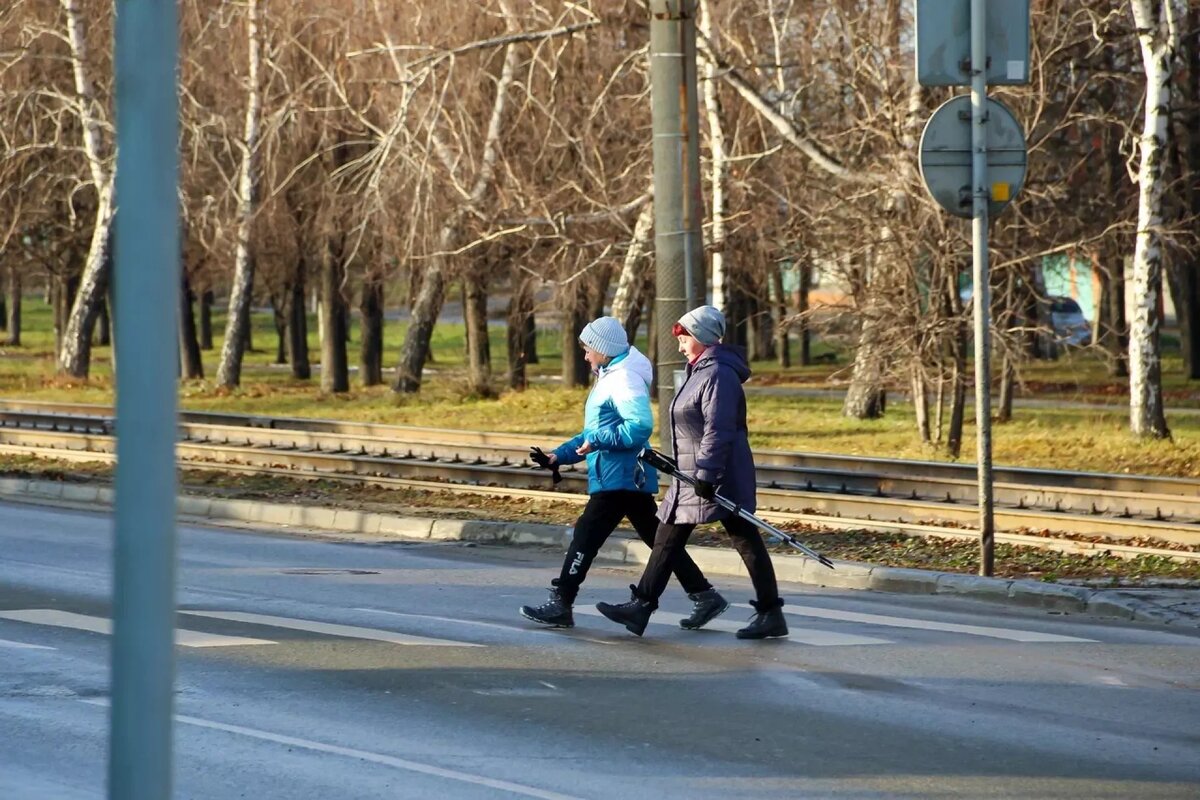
[552,346,658,494]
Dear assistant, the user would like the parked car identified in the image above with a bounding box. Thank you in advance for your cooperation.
[959,289,1093,348]
[1049,296,1092,347]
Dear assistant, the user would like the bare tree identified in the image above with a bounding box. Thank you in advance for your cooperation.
[390,5,521,394]
[216,0,265,388]
[1127,0,1185,439]
[56,0,114,378]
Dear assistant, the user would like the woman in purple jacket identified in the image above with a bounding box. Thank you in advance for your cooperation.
[596,305,787,640]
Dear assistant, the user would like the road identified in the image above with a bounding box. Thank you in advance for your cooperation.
[2,500,1198,799]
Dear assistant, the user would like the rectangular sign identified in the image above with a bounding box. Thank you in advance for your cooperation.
[915,0,1030,86]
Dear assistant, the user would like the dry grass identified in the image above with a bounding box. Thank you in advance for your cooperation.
[3,453,1196,583]
[2,299,1198,476]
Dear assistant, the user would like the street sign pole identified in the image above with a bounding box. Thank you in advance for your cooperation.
[918,0,1027,578]
[969,0,995,576]
[109,0,181,797]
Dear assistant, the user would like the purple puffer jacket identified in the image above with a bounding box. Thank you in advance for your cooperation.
[657,345,756,524]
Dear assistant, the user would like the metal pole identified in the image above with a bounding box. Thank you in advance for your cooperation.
[970,0,995,576]
[649,0,704,455]
[109,1,180,797]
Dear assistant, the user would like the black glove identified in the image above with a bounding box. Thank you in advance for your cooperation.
[693,479,717,500]
[529,447,563,485]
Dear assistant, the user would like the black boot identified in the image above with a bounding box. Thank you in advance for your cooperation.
[596,586,654,636]
[679,588,730,630]
[520,587,574,628]
[736,600,788,640]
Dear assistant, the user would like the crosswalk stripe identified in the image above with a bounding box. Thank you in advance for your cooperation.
[574,606,891,646]
[181,610,484,648]
[0,636,55,651]
[0,609,274,648]
[355,607,622,646]
[737,603,1098,643]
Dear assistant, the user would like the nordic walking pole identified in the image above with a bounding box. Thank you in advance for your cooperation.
[639,448,836,569]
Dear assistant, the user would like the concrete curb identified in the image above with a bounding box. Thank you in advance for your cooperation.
[1,476,1190,627]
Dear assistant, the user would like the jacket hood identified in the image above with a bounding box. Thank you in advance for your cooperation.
[605,345,653,388]
[696,344,751,383]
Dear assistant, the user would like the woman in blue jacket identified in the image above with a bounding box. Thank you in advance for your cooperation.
[596,305,787,640]
[520,316,728,630]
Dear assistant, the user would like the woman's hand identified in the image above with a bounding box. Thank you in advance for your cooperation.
[575,440,594,456]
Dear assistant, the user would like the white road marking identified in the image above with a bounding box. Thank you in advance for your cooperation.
[0,609,274,648]
[575,606,891,646]
[356,606,526,634]
[356,607,621,646]
[182,610,483,648]
[0,636,55,650]
[79,698,582,800]
[739,603,1098,643]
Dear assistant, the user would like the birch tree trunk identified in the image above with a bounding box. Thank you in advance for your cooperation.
[394,226,452,393]
[843,255,887,418]
[56,0,113,378]
[216,0,263,389]
[699,0,729,315]
[842,307,887,418]
[610,197,654,338]
[911,370,930,443]
[1128,0,1183,438]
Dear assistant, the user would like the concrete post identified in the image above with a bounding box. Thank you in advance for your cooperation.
[649,0,705,454]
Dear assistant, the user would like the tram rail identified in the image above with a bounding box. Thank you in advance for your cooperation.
[1,400,1197,558]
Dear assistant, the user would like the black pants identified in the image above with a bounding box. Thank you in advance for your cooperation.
[554,491,712,604]
[635,515,780,610]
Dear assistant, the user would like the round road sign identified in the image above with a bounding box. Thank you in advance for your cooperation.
[919,95,1027,218]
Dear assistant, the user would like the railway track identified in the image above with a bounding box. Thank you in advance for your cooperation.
[1,400,1198,559]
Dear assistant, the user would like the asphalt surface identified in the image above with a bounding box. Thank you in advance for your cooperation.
[2,501,1199,799]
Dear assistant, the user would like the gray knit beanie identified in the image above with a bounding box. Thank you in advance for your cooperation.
[677,305,725,346]
[579,316,630,357]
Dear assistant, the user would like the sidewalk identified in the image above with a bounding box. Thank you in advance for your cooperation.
[2,475,1198,629]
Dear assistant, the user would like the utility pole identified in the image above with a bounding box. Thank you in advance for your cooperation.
[109,0,181,797]
[648,0,705,454]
